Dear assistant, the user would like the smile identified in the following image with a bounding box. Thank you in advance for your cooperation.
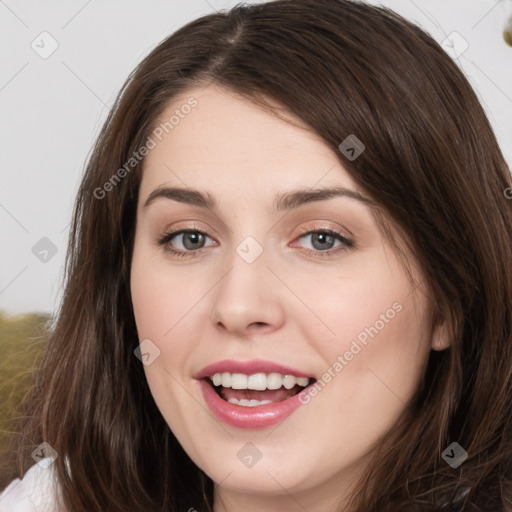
[209,372,312,406]
[195,360,317,429]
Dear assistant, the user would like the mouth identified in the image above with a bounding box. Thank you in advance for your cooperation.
[195,359,317,428]
[205,372,316,407]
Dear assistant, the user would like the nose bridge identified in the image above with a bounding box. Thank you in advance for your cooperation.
[210,234,285,334]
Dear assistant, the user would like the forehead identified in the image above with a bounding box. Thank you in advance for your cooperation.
[140,85,361,196]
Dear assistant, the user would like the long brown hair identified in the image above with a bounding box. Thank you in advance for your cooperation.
[2,0,512,510]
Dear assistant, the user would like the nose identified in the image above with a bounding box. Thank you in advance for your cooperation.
[210,244,285,337]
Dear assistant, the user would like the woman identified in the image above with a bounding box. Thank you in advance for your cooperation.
[1,0,511,510]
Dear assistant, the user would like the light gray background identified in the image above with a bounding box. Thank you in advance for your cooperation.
[1,0,511,315]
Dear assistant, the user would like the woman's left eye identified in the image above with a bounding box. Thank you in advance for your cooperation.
[293,229,354,256]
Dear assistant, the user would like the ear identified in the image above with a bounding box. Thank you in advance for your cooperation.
[430,322,450,350]
[430,310,452,351]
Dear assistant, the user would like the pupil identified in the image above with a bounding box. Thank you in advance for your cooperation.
[312,233,334,250]
[183,232,204,250]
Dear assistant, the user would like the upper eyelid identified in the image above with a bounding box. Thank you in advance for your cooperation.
[159,227,216,246]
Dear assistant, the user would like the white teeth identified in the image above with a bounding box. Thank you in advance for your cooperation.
[296,377,309,387]
[228,397,274,407]
[266,373,283,390]
[231,374,248,389]
[210,372,311,391]
[283,375,297,389]
[221,372,231,388]
[247,373,267,390]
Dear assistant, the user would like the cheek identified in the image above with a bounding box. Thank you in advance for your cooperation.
[290,259,429,400]
[130,252,219,401]
[286,260,408,356]
[130,255,210,433]
[130,248,210,342]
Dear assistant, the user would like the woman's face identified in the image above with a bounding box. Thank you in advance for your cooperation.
[130,85,447,511]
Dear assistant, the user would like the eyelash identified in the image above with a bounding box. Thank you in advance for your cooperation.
[157,224,354,259]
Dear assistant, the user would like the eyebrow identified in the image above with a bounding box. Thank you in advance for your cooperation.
[143,185,376,211]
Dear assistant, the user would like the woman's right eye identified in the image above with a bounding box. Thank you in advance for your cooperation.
[158,229,216,256]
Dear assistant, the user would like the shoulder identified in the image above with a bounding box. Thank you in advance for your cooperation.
[0,458,61,512]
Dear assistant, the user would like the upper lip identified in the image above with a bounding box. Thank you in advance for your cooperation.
[194,359,314,380]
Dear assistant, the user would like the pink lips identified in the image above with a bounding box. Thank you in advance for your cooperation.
[195,359,314,430]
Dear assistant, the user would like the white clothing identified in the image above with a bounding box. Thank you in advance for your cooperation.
[0,459,61,512]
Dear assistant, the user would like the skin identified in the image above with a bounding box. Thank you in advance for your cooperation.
[130,85,450,512]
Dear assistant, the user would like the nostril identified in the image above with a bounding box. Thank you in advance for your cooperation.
[249,321,269,328]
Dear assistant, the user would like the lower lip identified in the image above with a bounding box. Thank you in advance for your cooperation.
[198,380,306,429]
